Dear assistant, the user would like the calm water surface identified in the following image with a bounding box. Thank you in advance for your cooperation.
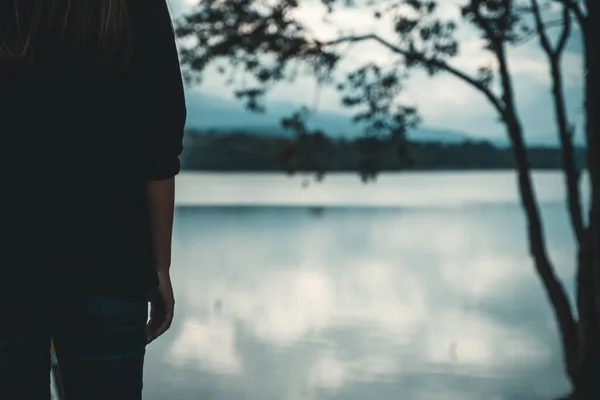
[139,172,588,400]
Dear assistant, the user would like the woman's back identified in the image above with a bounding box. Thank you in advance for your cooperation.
[0,0,185,296]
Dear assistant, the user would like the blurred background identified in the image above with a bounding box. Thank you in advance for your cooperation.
[66,1,595,399]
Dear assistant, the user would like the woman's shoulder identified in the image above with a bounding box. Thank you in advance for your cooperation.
[130,0,176,46]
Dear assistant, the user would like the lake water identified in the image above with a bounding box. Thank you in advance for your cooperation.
[79,172,596,399]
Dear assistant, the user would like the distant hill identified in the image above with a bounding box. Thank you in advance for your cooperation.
[181,130,587,173]
[184,91,508,145]
[408,127,471,144]
[185,91,578,148]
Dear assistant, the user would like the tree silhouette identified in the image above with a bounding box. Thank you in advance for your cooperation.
[176,1,599,398]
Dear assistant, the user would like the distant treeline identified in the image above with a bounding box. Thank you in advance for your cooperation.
[181,130,587,172]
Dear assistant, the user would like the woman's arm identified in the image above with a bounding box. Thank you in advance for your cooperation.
[143,0,186,343]
[147,178,175,273]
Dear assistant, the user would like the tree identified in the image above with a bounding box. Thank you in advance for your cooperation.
[176,1,599,398]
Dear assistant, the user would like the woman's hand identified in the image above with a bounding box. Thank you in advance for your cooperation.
[146,270,175,344]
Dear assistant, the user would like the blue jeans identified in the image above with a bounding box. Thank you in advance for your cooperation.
[0,292,148,400]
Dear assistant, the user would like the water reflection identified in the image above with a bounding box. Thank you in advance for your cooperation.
[142,190,574,399]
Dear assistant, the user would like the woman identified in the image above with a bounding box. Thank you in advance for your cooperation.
[0,0,186,398]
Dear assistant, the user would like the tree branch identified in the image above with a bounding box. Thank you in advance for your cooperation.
[557,5,572,53]
[531,0,555,55]
[320,34,505,115]
[533,0,573,56]
[556,0,588,29]
[470,0,504,51]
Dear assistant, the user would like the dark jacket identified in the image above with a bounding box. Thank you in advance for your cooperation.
[0,0,187,298]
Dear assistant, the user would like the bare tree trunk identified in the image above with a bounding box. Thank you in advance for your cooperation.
[493,44,580,390]
[585,0,600,312]
[577,2,600,398]
[531,0,585,244]
[507,114,581,388]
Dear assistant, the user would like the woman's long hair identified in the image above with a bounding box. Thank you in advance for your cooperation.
[0,0,133,72]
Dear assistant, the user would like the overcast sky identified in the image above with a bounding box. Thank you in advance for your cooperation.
[168,0,586,145]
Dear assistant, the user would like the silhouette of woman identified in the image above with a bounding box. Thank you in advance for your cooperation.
[0,0,186,398]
